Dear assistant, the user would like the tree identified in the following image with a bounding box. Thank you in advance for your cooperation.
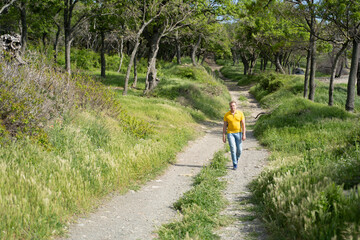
[319,0,360,111]
[143,0,195,94]
[63,0,90,75]
[89,0,121,78]
[122,0,165,96]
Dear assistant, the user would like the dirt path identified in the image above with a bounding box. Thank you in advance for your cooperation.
[61,63,268,240]
[61,123,224,240]
[209,63,268,240]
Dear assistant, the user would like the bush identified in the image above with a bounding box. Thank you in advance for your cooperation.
[0,56,152,142]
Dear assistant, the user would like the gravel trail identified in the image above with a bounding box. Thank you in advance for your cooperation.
[61,123,224,240]
[207,62,268,240]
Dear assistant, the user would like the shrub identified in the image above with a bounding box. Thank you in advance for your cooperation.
[0,56,152,142]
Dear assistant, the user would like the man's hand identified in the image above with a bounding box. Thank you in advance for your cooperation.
[242,133,246,141]
[223,134,226,143]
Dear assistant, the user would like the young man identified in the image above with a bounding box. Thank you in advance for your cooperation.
[223,101,246,170]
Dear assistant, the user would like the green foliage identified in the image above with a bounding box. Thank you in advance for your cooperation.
[249,73,360,239]
[157,150,230,239]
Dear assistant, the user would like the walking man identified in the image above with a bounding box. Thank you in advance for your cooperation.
[223,100,246,170]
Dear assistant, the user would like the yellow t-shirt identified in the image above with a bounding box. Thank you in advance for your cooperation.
[223,110,244,134]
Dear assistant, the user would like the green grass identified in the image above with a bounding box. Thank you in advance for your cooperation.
[247,72,360,240]
[157,150,231,239]
[0,58,231,239]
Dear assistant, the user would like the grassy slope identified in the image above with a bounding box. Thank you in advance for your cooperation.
[247,72,360,239]
[0,60,230,239]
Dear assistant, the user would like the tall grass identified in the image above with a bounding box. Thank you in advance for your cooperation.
[247,72,360,239]
[0,55,230,239]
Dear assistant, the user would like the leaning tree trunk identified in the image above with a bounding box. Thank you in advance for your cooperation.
[191,35,201,66]
[100,31,106,78]
[329,41,348,106]
[123,39,140,95]
[144,30,163,93]
[345,39,359,112]
[19,1,27,55]
[175,30,181,65]
[117,37,124,73]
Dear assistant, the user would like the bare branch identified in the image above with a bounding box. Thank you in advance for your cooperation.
[0,0,16,15]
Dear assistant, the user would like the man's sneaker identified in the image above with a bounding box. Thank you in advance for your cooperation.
[233,164,237,170]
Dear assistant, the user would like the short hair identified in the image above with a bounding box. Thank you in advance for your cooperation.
[229,100,236,106]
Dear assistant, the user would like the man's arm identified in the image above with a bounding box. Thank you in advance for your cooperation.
[223,121,228,143]
[241,119,246,141]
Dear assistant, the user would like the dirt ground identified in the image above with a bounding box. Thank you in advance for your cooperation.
[61,63,269,240]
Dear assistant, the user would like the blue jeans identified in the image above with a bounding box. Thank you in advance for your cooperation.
[227,132,243,166]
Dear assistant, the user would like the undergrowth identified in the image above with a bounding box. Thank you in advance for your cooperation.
[157,150,230,239]
[247,72,360,239]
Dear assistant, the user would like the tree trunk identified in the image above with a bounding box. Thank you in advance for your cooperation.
[308,13,316,101]
[231,47,237,66]
[100,31,106,78]
[42,32,47,54]
[145,29,163,93]
[123,40,140,95]
[175,30,181,65]
[64,0,72,75]
[117,37,124,73]
[249,58,256,75]
[357,62,360,96]
[64,35,72,75]
[19,1,27,55]
[241,54,249,75]
[53,20,61,64]
[264,57,268,71]
[335,60,343,78]
[132,52,138,88]
[346,39,359,112]
[304,49,311,98]
[275,52,286,74]
[329,41,349,106]
[191,35,201,66]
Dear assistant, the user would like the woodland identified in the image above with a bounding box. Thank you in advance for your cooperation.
[1,0,360,109]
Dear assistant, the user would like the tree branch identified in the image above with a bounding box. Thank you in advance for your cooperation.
[0,0,16,15]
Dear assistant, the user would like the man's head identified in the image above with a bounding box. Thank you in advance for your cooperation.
[229,101,236,112]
